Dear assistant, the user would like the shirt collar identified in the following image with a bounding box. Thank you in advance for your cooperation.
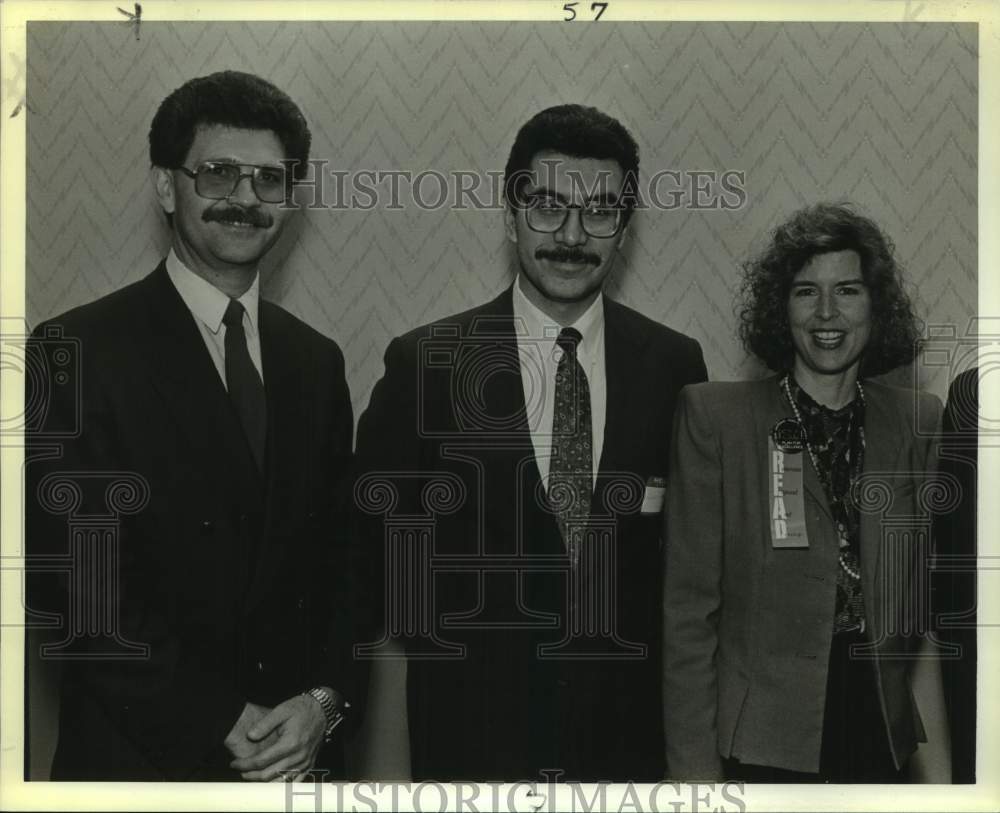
[512,273,604,359]
[165,249,260,336]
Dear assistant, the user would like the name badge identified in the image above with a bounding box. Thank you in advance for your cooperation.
[768,421,808,549]
[641,476,666,514]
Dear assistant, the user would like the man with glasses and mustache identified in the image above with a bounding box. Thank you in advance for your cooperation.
[26,71,359,781]
[355,104,707,781]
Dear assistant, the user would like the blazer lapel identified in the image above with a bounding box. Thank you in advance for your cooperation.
[802,452,834,525]
[243,304,307,606]
[471,287,562,557]
[858,386,898,609]
[138,262,263,494]
[468,287,533,441]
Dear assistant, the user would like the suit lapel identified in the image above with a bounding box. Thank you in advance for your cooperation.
[259,304,299,507]
[472,287,562,556]
[243,304,307,606]
[802,455,834,526]
[469,287,533,440]
[594,300,644,510]
[858,386,897,608]
[138,263,263,494]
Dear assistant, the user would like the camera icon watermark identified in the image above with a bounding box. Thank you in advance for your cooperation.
[2,318,150,659]
[418,320,529,438]
[1,319,82,440]
[917,317,999,437]
[416,317,598,439]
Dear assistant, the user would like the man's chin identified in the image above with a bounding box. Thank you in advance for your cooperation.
[208,248,268,271]
[518,264,610,309]
[212,234,278,264]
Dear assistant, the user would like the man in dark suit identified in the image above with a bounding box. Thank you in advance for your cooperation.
[26,71,358,781]
[355,104,707,781]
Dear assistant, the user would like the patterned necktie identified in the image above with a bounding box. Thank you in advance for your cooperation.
[549,327,593,567]
[223,298,266,471]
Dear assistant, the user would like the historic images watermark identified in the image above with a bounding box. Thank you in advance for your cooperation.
[283,777,748,813]
[280,158,748,212]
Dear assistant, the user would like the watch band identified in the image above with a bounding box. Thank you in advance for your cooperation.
[304,687,348,742]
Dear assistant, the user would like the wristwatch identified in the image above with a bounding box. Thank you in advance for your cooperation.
[304,687,348,742]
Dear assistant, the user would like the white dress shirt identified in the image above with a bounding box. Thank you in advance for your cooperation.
[164,249,264,387]
[512,274,607,487]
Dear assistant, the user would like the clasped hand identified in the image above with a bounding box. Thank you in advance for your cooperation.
[223,695,326,781]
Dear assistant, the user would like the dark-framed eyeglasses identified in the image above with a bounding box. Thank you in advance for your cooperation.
[177,161,289,204]
[523,195,623,239]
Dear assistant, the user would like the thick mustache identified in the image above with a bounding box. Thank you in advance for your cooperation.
[535,247,601,266]
[203,208,272,228]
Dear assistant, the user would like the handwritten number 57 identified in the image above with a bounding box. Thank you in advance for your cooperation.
[563,2,609,21]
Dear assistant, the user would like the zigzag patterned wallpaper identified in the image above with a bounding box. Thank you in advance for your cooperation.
[26,22,977,410]
[22,21,978,779]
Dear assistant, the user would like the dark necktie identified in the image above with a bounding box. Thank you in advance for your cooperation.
[549,327,593,567]
[223,298,266,471]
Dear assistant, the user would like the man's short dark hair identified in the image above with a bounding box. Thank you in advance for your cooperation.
[503,104,640,223]
[738,202,922,378]
[149,70,311,179]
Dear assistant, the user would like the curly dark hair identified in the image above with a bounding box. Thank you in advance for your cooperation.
[503,104,641,225]
[738,202,921,377]
[148,71,311,180]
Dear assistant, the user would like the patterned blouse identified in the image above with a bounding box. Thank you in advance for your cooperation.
[786,376,867,634]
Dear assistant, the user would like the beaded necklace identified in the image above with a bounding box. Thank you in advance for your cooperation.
[781,373,866,582]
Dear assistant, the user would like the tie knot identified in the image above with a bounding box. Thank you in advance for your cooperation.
[223,298,245,328]
[556,327,583,356]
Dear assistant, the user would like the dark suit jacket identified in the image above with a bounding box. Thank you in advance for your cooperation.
[355,286,707,782]
[934,369,977,783]
[663,377,942,777]
[25,262,358,781]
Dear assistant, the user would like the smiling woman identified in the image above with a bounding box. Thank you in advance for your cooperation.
[662,202,949,784]
[786,249,873,407]
[738,203,922,386]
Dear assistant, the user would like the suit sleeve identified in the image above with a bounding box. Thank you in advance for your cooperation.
[353,336,422,649]
[917,391,943,474]
[908,389,952,781]
[932,372,977,782]
[687,337,709,385]
[310,344,368,715]
[662,385,725,780]
[356,336,419,469]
